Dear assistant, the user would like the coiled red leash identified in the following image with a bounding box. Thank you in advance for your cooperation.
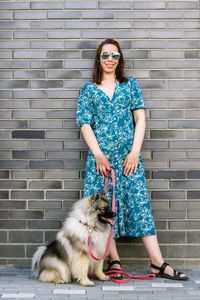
[88,168,155,283]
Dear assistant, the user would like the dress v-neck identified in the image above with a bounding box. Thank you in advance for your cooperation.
[93,81,119,102]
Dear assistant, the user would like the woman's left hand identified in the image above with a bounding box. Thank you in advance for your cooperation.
[123,150,139,176]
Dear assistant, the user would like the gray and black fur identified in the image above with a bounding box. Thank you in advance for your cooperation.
[32,193,115,286]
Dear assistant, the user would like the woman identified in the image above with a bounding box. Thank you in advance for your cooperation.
[76,39,187,280]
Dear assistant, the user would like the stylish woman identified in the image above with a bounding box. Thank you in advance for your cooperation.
[76,39,187,280]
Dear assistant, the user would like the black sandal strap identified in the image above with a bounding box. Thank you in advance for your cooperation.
[159,262,169,275]
[108,260,121,268]
[151,261,169,275]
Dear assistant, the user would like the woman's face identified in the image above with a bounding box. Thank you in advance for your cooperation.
[99,44,120,75]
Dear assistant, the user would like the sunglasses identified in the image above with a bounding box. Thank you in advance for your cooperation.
[100,51,121,60]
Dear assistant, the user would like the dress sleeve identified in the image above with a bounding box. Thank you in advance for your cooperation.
[76,83,94,128]
[130,77,147,110]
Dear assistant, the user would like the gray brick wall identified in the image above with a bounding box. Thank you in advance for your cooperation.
[0,0,199,269]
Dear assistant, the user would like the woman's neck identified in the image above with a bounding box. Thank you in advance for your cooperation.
[102,73,116,83]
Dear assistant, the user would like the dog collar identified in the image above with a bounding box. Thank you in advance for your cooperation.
[79,220,97,233]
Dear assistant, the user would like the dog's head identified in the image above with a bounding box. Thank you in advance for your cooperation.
[90,192,115,224]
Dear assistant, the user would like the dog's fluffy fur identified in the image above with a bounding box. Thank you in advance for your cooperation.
[32,193,115,286]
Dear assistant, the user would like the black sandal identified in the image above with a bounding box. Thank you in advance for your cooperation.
[104,259,123,279]
[151,261,188,281]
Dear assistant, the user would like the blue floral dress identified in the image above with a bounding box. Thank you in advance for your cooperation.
[76,77,156,239]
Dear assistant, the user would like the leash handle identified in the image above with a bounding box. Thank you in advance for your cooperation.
[103,168,116,213]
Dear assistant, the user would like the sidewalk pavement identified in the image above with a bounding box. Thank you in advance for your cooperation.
[0,268,199,299]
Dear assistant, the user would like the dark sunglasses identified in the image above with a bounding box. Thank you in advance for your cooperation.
[100,51,121,60]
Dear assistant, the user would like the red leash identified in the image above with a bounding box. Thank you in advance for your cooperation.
[88,168,116,261]
[88,168,155,283]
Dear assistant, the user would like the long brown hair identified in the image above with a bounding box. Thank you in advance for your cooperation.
[92,39,127,84]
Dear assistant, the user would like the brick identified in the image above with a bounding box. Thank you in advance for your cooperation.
[29,180,62,189]
[12,130,45,139]
[0,220,26,229]
[0,161,27,169]
[0,41,29,49]
[169,140,200,148]
[45,170,79,179]
[187,191,200,199]
[167,1,199,9]
[65,1,97,9]
[11,191,44,200]
[30,120,62,129]
[152,170,186,179]
[82,11,114,19]
[0,245,25,257]
[14,50,46,59]
[9,231,43,243]
[157,231,186,244]
[150,130,184,139]
[13,110,45,119]
[14,12,46,19]
[46,131,79,139]
[47,50,80,59]
[0,201,26,209]
[187,151,200,158]
[14,70,45,79]
[11,210,44,220]
[47,151,79,159]
[31,100,63,109]
[48,11,81,19]
[12,150,45,159]
[28,220,61,229]
[99,1,131,9]
[0,80,29,88]
[170,180,200,189]
[187,232,200,244]
[187,171,200,179]
[0,231,7,243]
[31,141,63,149]
[31,80,63,88]
[14,31,46,39]
[0,180,26,189]
[99,21,132,29]
[0,211,10,219]
[47,70,81,79]
[0,2,30,9]
[31,41,64,49]
[28,201,61,210]
[133,1,165,9]
[46,191,79,200]
[0,171,9,179]
[12,170,44,179]
[31,21,64,29]
[152,191,185,200]
[0,151,12,160]
[153,210,186,219]
[153,151,186,159]
[30,161,62,169]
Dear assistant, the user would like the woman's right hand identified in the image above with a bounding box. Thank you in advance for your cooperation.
[94,151,111,176]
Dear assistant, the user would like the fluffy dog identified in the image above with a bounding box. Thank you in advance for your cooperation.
[32,193,115,286]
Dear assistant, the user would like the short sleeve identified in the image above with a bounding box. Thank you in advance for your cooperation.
[129,77,147,110]
[76,83,94,128]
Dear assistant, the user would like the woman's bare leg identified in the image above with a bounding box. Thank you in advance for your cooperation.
[141,235,186,277]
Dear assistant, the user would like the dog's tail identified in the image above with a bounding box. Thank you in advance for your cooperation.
[32,246,46,277]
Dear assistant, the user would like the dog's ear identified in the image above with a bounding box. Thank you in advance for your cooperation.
[94,193,100,201]
[91,193,99,203]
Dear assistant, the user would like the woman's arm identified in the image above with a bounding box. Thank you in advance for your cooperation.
[131,109,146,154]
[81,124,111,176]
[123,109,146,175]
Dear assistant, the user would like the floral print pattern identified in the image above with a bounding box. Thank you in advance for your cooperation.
[76,77,156,239]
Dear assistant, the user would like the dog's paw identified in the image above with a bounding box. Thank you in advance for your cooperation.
[98,274,110,281]
[79,278,95,286]
[55,278,66,284]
